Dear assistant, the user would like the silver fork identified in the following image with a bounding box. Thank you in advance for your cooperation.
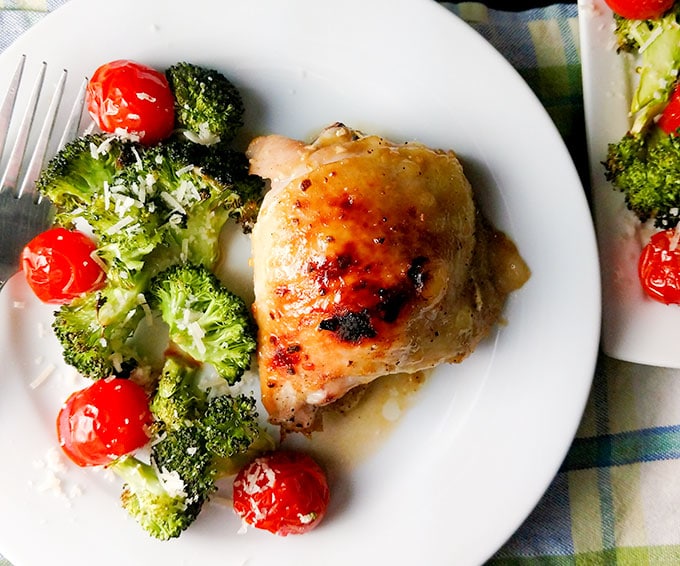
[0,56,86,291]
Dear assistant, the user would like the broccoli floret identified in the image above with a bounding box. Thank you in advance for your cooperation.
[150,355,205,431]
[35,134,139,218]
[111,354,265,540]
[162,139,264,233]
[131,139,263,269]
[43,137,262,381]
[52,286,147,380]
[612,7,680,132]
[35,134,168,279]
[150,423,215,516]
[148,263,256,383]
[149,354,272,467]
[202,394,262,458]
[148,391,264,529]
[604,129,680,228]
[165,62,244,145]
[613,14,644,52]
[52,294,113,380]
[36,131,263,281]
[112,413,262,541]
[109,455,197,541]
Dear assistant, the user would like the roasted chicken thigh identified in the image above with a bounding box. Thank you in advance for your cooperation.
[248,123,528,431]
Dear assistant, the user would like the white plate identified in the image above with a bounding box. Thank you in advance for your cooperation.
[579,0,680,367]
[0,1,600,565]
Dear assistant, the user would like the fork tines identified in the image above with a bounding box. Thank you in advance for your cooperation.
[0,55,86,200]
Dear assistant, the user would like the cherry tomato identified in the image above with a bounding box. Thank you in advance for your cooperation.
[658,83,680,135]
[604,0,674,19]
[232,451,330,536]
[638,228,680,304]
[21,227,105,304]
[57,377,153,467]
[86,59,175,145]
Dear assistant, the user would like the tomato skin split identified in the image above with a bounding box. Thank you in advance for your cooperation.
[86,59,175,145]
[57,378,153,467]
[232,450,330,536]
[21,227,106,304]
[638,229,680,305]
[604,0,674,20]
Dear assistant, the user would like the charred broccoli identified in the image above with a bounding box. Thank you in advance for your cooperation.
[165,62,244,145]
[140,139,263,263]
[150,390,264,515]
[36,134,167,279]
[150,353,273,466]
[36,133,263,282]
[158,139,264,234]
[202,394,263,459]
[605,129,680,228]
[51,283,151,380]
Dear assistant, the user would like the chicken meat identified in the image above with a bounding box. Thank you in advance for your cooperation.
[247,123,529,432]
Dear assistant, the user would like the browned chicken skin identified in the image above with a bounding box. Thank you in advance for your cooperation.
[248,123,529,432]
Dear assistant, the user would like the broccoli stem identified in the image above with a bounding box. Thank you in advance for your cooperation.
[109,455,195,541]
[110,456,168,497]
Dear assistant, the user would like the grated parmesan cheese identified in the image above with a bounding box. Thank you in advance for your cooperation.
[175,164,194,176]
[160,190,187,215]
[30,447,82,504]
[671,226,680,251]
[105,215,136,235]
[298,512,316,524]
[103,180,111,210]
[110,352,124,374]
[137,293,154,326]
[29,363,55,389]
[158,467,188,500]
[187,320,207,355]
[638,25,664,54]
[136,92,157,103]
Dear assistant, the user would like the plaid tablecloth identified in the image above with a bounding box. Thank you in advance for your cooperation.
[2,1,678,565]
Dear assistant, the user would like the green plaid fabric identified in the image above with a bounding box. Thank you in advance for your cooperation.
[489,356,680,565]
[7,2,675,566]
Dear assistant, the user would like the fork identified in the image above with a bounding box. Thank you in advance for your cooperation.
[0,56,86,291]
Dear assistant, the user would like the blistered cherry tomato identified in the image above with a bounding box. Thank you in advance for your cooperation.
[232,451,330,536]
[604,0,674,19]
[638,228,680,304]
[21,227,105,304]
[658,83,680,135]
[57,378,153,467]
[86,59,175,145]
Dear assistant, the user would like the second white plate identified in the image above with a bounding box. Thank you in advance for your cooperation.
[580,0,680,367]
